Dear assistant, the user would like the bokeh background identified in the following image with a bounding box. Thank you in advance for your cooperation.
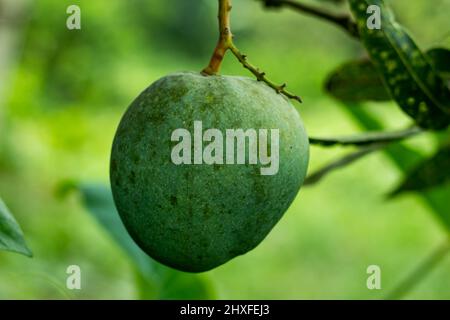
[0,0,449,299]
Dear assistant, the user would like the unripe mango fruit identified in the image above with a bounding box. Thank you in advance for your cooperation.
[110,72,309,272]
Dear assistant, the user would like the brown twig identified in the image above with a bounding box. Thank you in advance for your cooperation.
[202,0,233,75]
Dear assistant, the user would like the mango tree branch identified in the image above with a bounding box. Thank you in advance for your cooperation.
[305,126,423,186]
[260,0,359,39]
[202,0,302,103]
[309,126,423,147]
[304,143,387,186]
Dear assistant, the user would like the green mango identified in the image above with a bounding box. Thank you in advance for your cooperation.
[110,72,309,272]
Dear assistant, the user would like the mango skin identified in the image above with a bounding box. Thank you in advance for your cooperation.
[110,72,309,272]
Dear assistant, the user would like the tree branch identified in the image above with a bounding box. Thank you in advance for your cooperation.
[260,0,359,39]
[309,127,423,147]
[304,143,387,186]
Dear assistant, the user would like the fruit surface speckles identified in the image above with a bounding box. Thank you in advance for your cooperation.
[110,72,309,272]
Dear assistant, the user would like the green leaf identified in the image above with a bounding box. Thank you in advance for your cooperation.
[325,58,392,102]
[390,144,450,197]
[63,182,214,299]
[427,48,450,79]
[325,48,450,104]
[325,48,450,103]
[309,126,421,147]
[0,198,32,257]
[348,0,450,129]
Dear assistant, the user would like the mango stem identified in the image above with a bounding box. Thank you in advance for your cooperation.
[202,0,233,75]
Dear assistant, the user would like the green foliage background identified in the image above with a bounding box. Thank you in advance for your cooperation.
[0,0,449,299]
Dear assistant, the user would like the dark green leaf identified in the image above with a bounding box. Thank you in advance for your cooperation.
[390,144,450,196]
[63,182,214,299]
[309,126,421,147]
[348,0,450,129]
[427,48,450,79]
[0,198,32,257]
[325,58,391,102]
[325,48,450,104]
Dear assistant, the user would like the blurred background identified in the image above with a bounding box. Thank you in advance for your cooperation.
[0,0,449,299]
